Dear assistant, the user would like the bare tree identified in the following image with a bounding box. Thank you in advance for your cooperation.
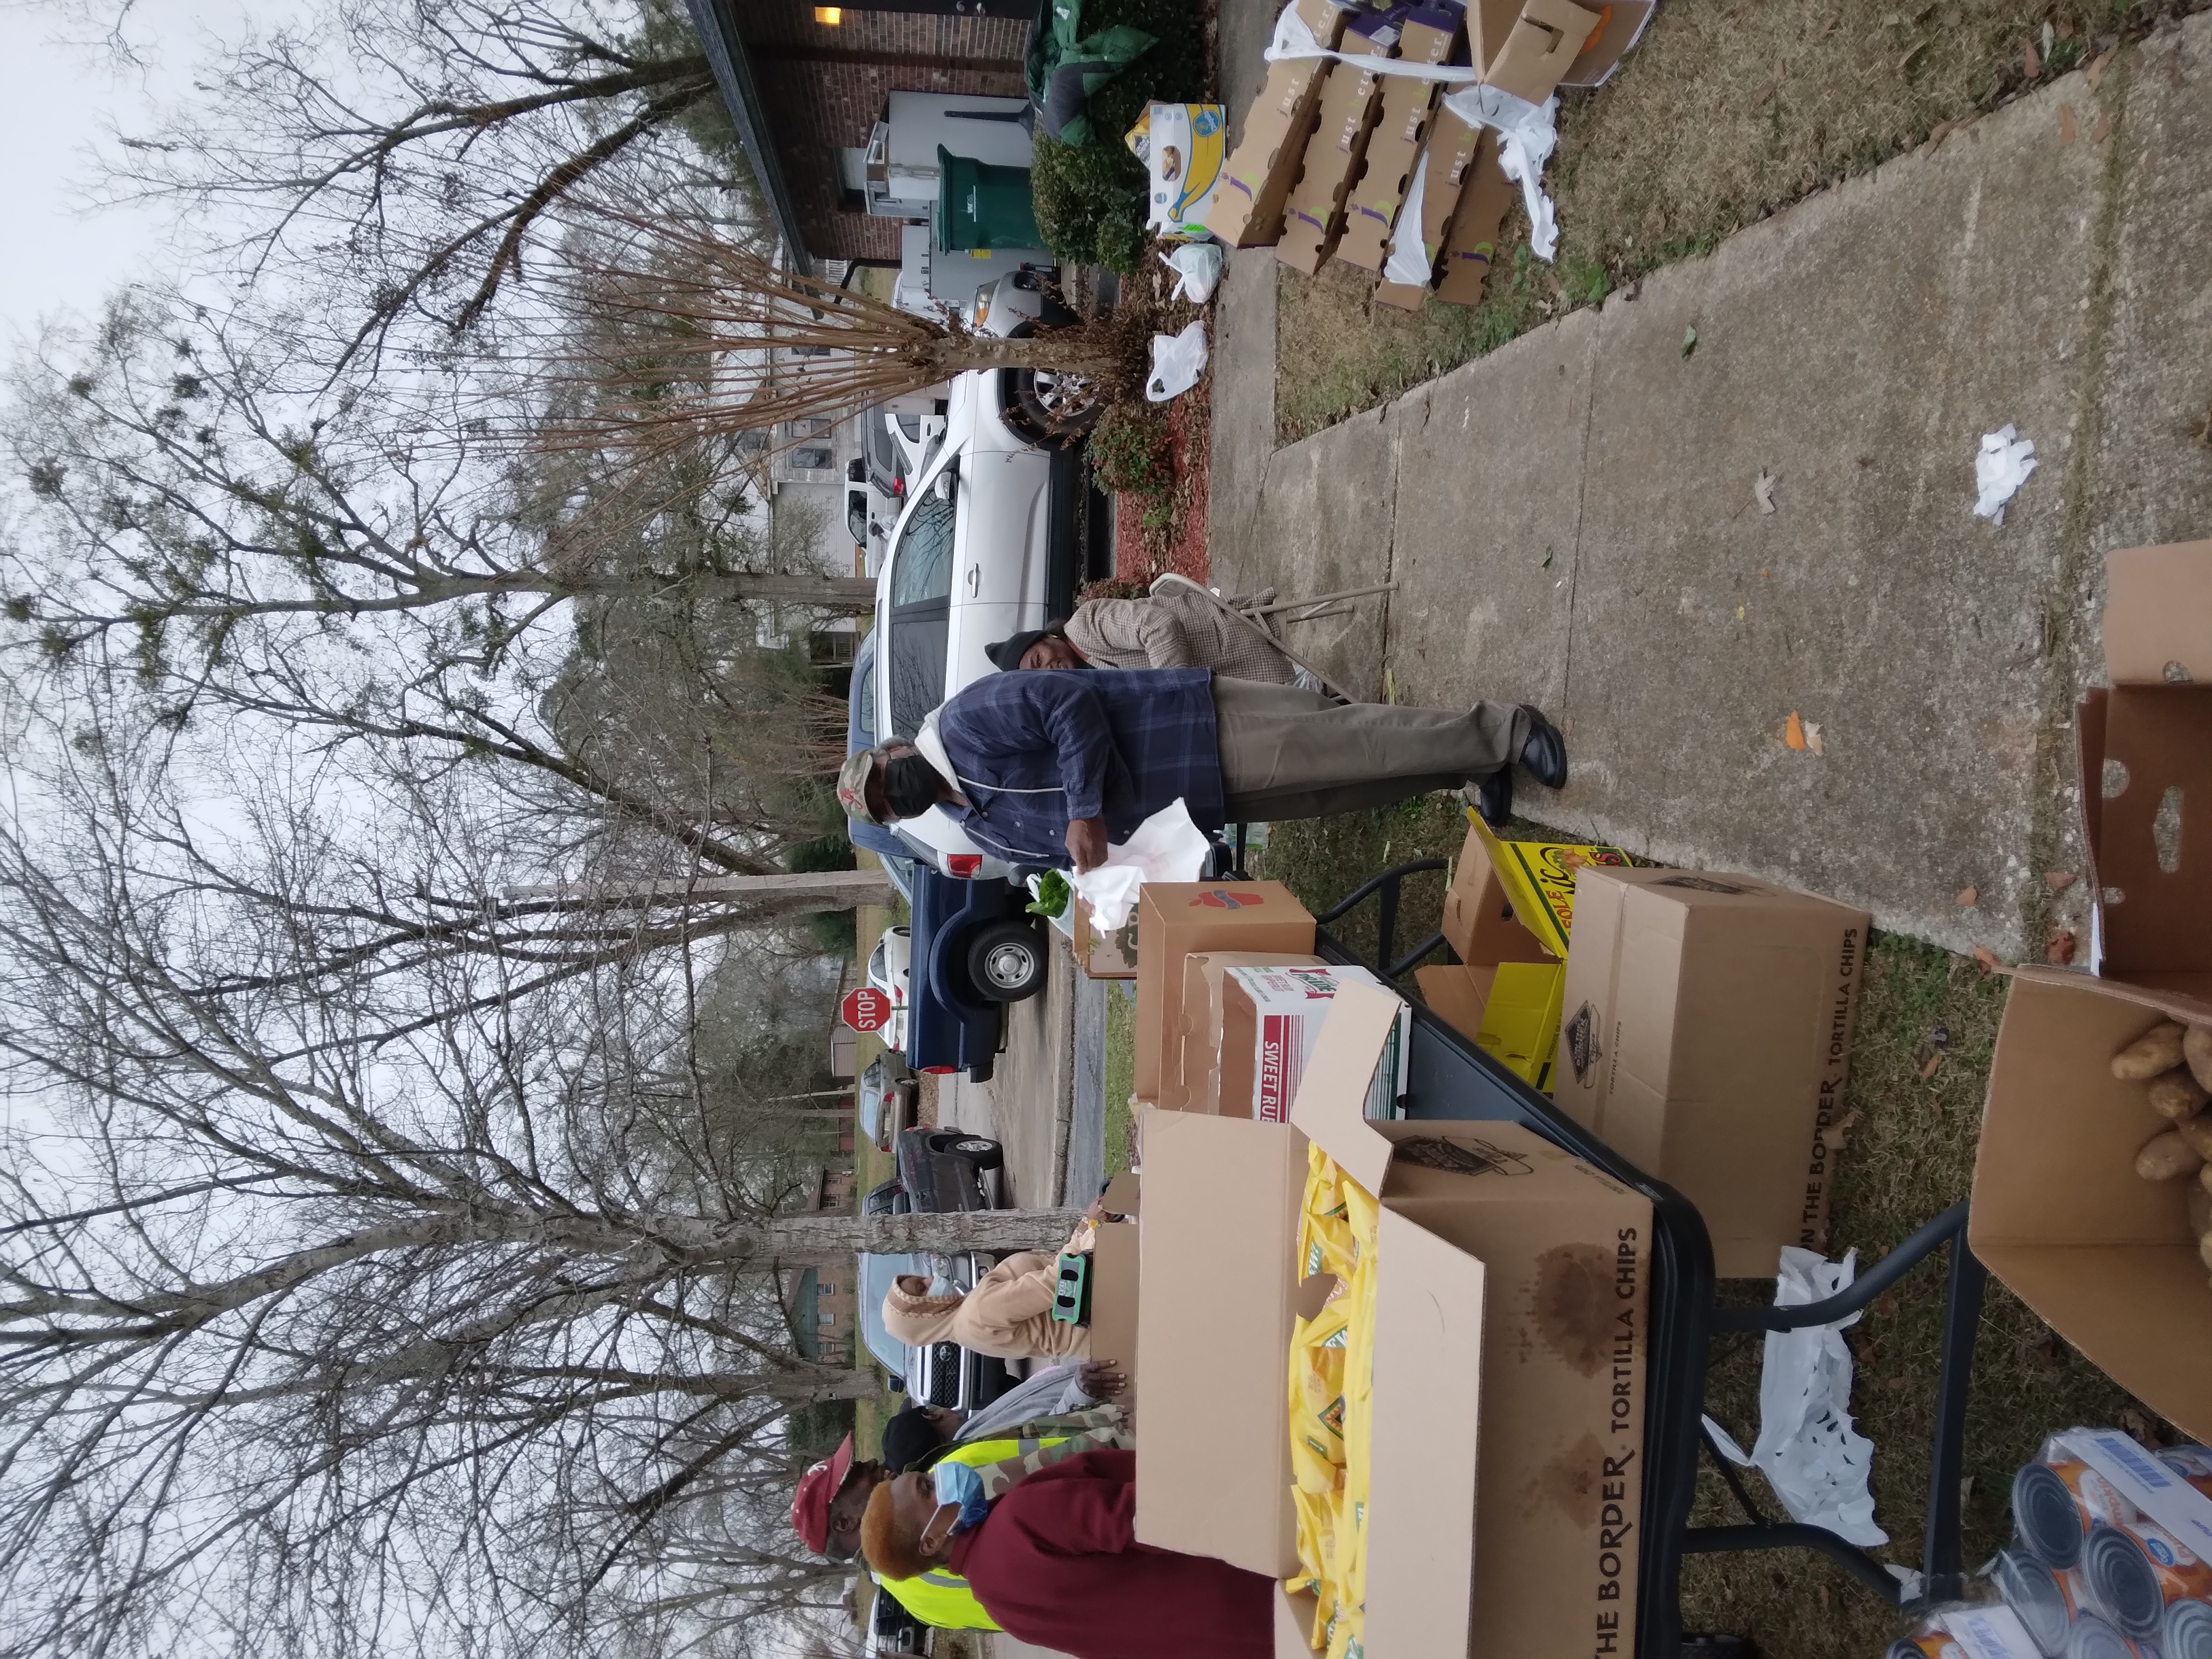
[89,0,753,368]
[0,690,1071,1659]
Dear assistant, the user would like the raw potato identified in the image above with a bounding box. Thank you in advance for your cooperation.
[2189,1025,2212,1093]
[2150,1068,2212,1120]
[2113,1021,2190,1079]
[2137,1129,2205,1181]
[2180,1115,2212,1161]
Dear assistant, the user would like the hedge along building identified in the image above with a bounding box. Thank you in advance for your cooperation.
[683,0,1037,271]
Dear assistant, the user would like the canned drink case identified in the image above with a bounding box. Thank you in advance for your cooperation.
[2166,1597,2212,1659]
[1995,1547,2084,1658]
[2016,1461,2142,1570]
[1888,1635,1965,1659]
[2066,1611,2148,1659]
[2082,1520,2212,1639]
[2159,1445,2212,1502]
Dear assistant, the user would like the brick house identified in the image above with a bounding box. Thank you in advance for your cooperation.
[685,0,1036,270]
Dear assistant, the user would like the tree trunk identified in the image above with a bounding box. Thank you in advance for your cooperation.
[736,1208,1086,1264]
[500,869,893,907]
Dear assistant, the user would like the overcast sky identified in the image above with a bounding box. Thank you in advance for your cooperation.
[0,0,253,345]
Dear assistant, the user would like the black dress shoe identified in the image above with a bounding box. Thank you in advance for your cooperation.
[1519,707,1568,790]
[1474,768,1513,827]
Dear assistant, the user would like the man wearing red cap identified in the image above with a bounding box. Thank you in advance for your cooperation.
[792,1433,885,1561]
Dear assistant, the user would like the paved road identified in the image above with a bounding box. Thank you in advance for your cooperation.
[1209,15,2212,959]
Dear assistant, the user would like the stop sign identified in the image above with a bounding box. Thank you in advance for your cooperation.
[841,986,895,1033]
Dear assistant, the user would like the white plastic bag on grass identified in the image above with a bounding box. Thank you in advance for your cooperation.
[1160,242,1223,304]
[1441,85,1561,261]
[1145,320,1209,403]
[1070,799,1212,932]
[1702,1246,1889,1547]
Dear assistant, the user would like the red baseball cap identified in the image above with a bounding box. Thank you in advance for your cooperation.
[791,1432,857,1553]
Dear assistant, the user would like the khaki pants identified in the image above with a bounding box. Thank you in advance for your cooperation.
[1212,680,1529,822]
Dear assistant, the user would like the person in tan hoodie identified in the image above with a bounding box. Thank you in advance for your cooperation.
[882,1213,1102,1363]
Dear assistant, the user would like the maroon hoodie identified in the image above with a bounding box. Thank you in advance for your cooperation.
[945,1449,1274,1659]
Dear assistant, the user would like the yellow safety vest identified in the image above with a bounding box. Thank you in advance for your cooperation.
[874,1435,1069,1631]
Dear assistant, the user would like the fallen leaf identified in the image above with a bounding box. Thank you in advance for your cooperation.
[2041,20,2056,60]
[2047,928,2077,965]
[2030,1331,2061,1370]
[1957,885,1979,907]
[1754,82,1775,107]
[1876,1292,1901,1320]
[2046,869,2076,891]
[1681,324,1698,359]
[1920,1049,1945,1079]
[2060,103,2079,144]
[2117,1407,2160,1449]
[1804,721,1825,756]
[2024,37,2041,78]
[2085,48,2112,90]
[1928,118,1958,150]
[2092,111,2111,144]
[1888,1376,1909,1392]
[1973,945,2001,975]
[1784,710,1808,750]
[1382,666,1396,706]
[1755,470,1778,514]
[1900,38,1929,70]
[1736,603,1746,621]
[1541,546,1554,568]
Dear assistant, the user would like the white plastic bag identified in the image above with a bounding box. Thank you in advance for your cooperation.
[1442,85,1561,261]
[1702,1246,1889,1547]
[1382,150,1436,286]
[1974,425,2038,523]
[1145,319,1210,403]
[1160,241,1224,304]
[1070,799,1212,932]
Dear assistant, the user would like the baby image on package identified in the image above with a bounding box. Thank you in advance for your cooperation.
[1127,102,1227,236]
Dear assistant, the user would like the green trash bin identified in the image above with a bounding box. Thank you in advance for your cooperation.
[935,145,1044,254]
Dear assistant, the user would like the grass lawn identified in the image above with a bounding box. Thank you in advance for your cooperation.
[1258,798,2164,1658]
[1275,0,2171,440]
[1103,983,1138,1177]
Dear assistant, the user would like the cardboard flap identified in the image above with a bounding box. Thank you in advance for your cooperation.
[1102,1172,1141,1216]
[1287,980,1410,1194]
[1088,1221,1140,1410]
[1132,1107,1307,1576]
[2104,541,2212,685]
[1362,1205,1486,1658]
[2089,685,2212,974]
[1481,0,1602,102]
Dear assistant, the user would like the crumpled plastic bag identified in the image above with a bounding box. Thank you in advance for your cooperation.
[1070,798,1212,932]
[1382,150,1437,286]
[1974,425,2038,524]
[1442,85,1561,261]
[1145,319,1210,403]
[1160,241,1223,304]
[1702,1246,1889,1547]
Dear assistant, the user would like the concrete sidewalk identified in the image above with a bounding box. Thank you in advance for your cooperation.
[1208,15,2212,957]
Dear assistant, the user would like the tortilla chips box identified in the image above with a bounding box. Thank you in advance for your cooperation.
[1135,983,1652,1659]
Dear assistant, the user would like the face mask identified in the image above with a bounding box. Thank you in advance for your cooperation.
[927,1273,961,1298]
[931,1459,991,1531]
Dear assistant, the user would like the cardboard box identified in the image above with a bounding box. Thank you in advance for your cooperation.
[1143,102,1228,236]
[1434,128,1520,304]
[1276,16,1401,274]
[1555,866,1870,1277]
[1333,9,1461,272]
[1421,958,1568,1088]
[1212,0,1352,247]
[1470,0,1603,104]
[1135,882,1316,1103]
[1372,107,1488,309]
[1440,812,1568,967]
[1073,898,1139,979]
[1086,1172,1142,1404]
[1135,983,1653,1657]
[1558,0,1658,87]
[1217,963,1412,1121]
[1966,540,2212,1443]
[1169,950,1327,1113]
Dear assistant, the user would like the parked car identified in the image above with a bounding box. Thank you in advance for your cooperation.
[865,925,912,1050]
[887,409,945,482]
[906,867,1048,1082]
[857,1056,915,1153]
[869,1584,927,1656]
[858,1129,1015,1413]
[869,352,1091,882]
[842,627,919,903]
[971,269,1102,445]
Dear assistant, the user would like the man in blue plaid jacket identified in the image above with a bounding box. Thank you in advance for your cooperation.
[837,668,1564,871]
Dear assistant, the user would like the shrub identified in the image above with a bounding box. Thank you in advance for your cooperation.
[1085,402,1172,497]
[1028,0,1206,274]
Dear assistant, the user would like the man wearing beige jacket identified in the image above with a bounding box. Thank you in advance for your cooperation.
[985,584,1307,685]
